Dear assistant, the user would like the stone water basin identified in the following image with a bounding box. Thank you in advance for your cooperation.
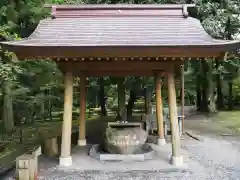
[105,122,147,154]
[89,122,154,161]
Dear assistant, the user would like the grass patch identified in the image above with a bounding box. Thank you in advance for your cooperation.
[0,143,17,159]
[212,111,240,133]
[0,114,105,169]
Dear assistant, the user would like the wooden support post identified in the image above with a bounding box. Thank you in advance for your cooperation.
[167,70,183,166]
[78,74,87,146]
[43,137,58,157]
[180,64,185,133]
[59,70,73,166]
[154,72,166,145]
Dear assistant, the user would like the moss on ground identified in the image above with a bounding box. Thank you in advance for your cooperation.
[0,109,144,167]
[212,111,240,133]
[184,110,240,136]
[0,115,106,164]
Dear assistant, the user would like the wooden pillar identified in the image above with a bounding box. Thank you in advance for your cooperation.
[43,137,58,157]
[154,72,166,145]
[78,74,86,146]
[59,70,73,166]
[167,70,183,166]
[180,64,185,133]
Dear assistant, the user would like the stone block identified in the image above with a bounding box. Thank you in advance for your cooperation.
[16,154,37,180]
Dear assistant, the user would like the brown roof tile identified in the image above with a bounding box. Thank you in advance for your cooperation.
[1,4,240,51]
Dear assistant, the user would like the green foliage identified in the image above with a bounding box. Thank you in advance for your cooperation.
[233,76,240,96]
[198,0,240,38]
[0,0,239,133]
[0,0,61,129]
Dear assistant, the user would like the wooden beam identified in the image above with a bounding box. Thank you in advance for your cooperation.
[58,61,182,72]
[79,71,155,77]
[55,57,184,61]
[11,46,224,59]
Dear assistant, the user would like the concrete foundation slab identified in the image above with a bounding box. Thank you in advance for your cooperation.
[55,143,188,171]
[89,144,154,162]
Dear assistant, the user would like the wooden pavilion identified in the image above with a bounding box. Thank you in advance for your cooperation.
[1,4,240,167]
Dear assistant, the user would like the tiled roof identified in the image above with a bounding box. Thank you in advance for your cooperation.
[1,4,239,58]
[5,16,235,47]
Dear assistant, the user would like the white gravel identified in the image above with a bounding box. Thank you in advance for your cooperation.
[4,136,240,180]
[182,136,240,180]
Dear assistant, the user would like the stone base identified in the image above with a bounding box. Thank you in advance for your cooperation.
[59,156,72,166]
[89,144,154,162]
[170,155,183,166]
[157,138,166,146]
[78,139,86,146]
[100,154,145,161]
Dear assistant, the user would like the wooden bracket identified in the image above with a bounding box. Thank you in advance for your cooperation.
[51,5,57,19]
[216,52,228,60]
[182,4,188,18]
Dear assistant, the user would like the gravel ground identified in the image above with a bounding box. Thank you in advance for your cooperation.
[181,136,240,180]
[37,136,240,180]
[3,135,240,180]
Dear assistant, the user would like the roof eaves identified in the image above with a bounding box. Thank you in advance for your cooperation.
[44,4,196,10]
[48,4,195,19]
[1,39,239,48]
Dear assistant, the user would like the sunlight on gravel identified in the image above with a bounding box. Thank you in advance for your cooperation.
[3,136,240,180]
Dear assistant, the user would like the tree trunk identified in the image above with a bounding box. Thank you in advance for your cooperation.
[216,60,224,110]
[144,87,149,114]
[199,60,209,112]
[196,76,201,111]
[95,94,98,108]
[200,88,209,112]
[207,60,217,113]
[48,101,53,121]
[40,92,45,121]
[99,77,107,116]
[127,89,137,118]
[196,60,201,111]
[228,80,233,110]
[2,80,14,132]
[117,77,125,115]
[47,90,53,121]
